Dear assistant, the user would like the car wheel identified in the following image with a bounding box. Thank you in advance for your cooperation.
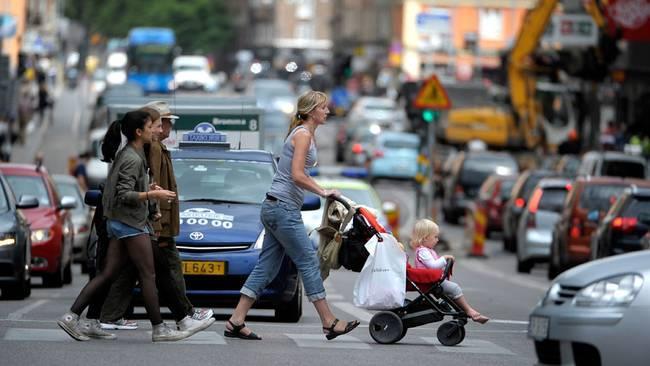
[275,280,303,323]
[548,242,560,279]
[63,261,72,284]
[517,258,533,273]
[2,275,30,300]
[43,263,64,288]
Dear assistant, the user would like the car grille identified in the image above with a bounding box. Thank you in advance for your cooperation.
[177,243,251,252]
[550,284,581,305]
[184,275,247,291]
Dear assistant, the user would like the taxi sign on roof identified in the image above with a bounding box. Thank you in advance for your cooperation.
[180,123,230,148]
[413,75,451,110]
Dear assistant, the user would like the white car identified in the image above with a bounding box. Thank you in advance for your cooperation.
[529,250,650,365]
[87,127,108,189]
[173,55,217,92]
[347,96,409,132]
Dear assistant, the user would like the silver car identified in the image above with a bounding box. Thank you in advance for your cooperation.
[529,250,650,365]
[52,175,92,272]
[516,178,571,273]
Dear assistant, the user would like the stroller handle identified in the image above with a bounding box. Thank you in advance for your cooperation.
[328,194,353,210]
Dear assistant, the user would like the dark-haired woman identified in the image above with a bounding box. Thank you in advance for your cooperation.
[57,110,190,342]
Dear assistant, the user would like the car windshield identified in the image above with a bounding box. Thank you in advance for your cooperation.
[5,175,51,207]
[460,157,517,186]
[579,184,628,212]
[538,188,568,212]
[175,64,204,71]
[602,161,646,178]
[382,138,419,150]
[55,182,85,214]
[336,188,378,209]
[0,183,8,213]
[173,159,275,204]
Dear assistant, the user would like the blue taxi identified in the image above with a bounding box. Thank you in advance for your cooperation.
[170,124,305,322]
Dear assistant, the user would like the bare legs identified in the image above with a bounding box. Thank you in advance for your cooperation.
[453,296,489,324]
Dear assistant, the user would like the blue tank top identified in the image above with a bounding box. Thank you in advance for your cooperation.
[268,126,317,209]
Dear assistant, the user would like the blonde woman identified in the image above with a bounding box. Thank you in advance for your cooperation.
[224,91,360,340]
[410,218,489,324]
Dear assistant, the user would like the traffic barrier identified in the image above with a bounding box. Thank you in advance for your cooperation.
[467,202,488,258]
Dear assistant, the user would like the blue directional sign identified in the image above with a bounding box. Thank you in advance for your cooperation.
[0,14,17,38]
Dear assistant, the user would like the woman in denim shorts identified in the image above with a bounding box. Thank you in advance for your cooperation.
[57,110,188,342]
[224,91,360,341]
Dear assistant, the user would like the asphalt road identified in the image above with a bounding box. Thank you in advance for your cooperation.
[0,86,551,366]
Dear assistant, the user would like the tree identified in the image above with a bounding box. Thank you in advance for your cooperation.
[65,0,233,54]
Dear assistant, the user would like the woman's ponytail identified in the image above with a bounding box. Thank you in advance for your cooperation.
[101,119,122,163]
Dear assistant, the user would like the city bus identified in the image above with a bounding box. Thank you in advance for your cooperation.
[126,27,176,94]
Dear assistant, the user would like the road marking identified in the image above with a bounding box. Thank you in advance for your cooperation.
[286,333,371,349]
[459,260,549,292]
[331,302,374,323]
[4,328,74,342]
[489,319,529,325]
[422,337,515,355]
[7,300,49,320]
[149,331,226,345]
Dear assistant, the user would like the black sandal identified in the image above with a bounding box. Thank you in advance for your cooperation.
[322,318,360,340]
[224,320,262,340]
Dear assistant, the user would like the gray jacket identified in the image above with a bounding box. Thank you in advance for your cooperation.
[102,145,150,229]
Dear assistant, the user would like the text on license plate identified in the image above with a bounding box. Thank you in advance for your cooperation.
[528,315,549,340]
[182,261,226,275]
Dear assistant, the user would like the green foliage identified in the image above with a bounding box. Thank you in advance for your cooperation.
[65,0,233,53]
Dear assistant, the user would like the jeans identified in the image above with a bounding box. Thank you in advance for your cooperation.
[241,199,326,302]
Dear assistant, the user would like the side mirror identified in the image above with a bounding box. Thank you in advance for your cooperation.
[301,194,321,211]
[587,210,599,222]
[84,190,102,207]
[16,195,39,209]
[59,196,78,210]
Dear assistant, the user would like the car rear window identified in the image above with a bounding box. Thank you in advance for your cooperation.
[5,175,51,207]
[460,157,517,186]
[602,161,646,178]
[539,188,568,212]
[382,139,419,150]
[519,174,546,200]
[579,184,627,212]
[622,197,650,217]
[500,179,516,200]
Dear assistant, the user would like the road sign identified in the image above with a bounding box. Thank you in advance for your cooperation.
[413,75,451,109]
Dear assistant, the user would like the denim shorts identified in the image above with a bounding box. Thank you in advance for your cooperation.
[106,219,151,240]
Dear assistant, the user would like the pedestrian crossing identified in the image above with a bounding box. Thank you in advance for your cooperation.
[2,327,515,355]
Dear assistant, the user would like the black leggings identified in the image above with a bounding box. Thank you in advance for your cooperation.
[70,234,163,326]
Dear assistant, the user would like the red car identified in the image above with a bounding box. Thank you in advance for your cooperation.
[477,173,517,236]
[0,164,76,287]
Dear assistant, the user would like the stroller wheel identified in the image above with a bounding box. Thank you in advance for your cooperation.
[436,321,465,346]
[369,311,404,344]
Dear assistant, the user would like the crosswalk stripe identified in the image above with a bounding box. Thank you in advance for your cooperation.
[8,300,49,320]
[4,328,74,342]
[331,302,374,323]
[421,337,515,355]
[285,333,371,349]
[148,331,226,345]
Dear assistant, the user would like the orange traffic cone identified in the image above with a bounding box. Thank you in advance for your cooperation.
[468,202,487,258]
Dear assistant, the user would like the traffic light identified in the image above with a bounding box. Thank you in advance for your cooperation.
[421,109,439,123]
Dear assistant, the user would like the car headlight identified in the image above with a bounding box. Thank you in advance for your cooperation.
[252,229,265,250]
[31,229,52,243]
[0,233,16,247]
[573,274,644,307]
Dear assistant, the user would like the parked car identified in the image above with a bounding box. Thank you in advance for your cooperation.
[0,172,38,299]
[502,170,557,252]
[369,131,420,181]
[0,164,76,287]
[529,250,650,365]
[516,178,572,273]
[52,174,93,273]
[477,173,517,236]
[548,176,631,279]
[591,183,650,260]
[86,127,108,189]
[442,151,518,224]
[577,151,647,179]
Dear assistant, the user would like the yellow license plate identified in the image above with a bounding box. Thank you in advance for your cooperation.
[182,261,226,275]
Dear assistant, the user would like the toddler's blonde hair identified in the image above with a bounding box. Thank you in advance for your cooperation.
[410,218,439,249]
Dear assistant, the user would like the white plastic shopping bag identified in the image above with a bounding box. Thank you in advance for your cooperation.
[353,232,406,309]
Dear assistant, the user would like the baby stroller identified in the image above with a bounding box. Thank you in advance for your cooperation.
[317,196,469,346]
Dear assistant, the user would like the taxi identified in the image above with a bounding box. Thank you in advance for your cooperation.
[170,124,306,322]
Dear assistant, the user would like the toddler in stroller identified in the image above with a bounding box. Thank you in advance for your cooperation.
[367,218,488,346]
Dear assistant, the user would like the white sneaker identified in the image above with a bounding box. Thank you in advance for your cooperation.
[176,315,215,335]
[152,322,189,342]
[192,308,214,322]
[57,312,90,341]
[100,318,138,330]
[80,319,117,340]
